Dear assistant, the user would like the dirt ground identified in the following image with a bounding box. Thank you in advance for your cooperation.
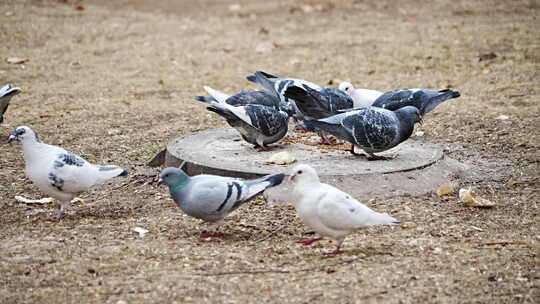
[1,0,539,303]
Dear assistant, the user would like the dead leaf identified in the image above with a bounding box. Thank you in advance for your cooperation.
[5,57,29,64]
[74,5,85,11]
[263,151,296,165]
[436,185,454,196]
[132,227,149,237]
[459,188,495,207]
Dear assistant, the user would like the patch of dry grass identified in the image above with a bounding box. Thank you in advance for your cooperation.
[1,0,539,303]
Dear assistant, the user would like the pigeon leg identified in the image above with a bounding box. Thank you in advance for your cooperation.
[322,240,345,255]
[44,202,67,221]
[200,221,225,238]
[255,145,270,152]
[318,132,339,146]
[293,123,309,133]
[296,236,323,246]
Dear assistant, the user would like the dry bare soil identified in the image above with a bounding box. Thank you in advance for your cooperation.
[1,0,539,303]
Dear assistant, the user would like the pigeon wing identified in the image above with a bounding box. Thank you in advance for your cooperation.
[341,108,399,150]
[244,105,288,137]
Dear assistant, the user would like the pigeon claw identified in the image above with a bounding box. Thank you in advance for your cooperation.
[319,135,339,146]
[296,237,323,246]
[44,213,65,222]
[322,249,345,256]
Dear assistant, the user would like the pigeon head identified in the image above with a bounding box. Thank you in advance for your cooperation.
[8,126,37,143]
[0,84,22,99]
[338,82,354,94]
[395,106,423,125]
[159,167,190,189]
[288,164,319,184]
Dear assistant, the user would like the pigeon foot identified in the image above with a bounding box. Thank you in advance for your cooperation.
[296,237,323,246]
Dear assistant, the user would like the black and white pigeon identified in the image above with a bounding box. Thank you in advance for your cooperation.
[301,106,423,159]
[372,88,461,116]
[159,167,285,237]
[283,84,354,120]
[195,86,283,109]
[8,126,128,220]
[246,71,322,119]
[0,84,22,124]
[200,86,289,150]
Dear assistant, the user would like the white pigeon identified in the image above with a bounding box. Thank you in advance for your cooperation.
[8,126,128,220]
[287,164,400,255]
[339,81,383,108]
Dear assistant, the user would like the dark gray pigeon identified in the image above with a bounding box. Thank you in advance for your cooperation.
[159,167,285,237]
[8,126,128,220]
[196,87,282,109]
[283,84,354,120]
[0,84,22,124]
[372,88,460,116]
[301,106,423,159]
[247,71,322,119]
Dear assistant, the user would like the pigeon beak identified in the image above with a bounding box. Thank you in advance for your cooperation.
[7,134,18,143]
[287,174,296,182]
[157,178,164,185]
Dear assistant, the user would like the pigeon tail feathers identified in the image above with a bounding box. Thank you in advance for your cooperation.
[421,89,461,115]
[363,212,400,226]
[244,173,286,200]
[203,86,230,104]
[195,96,217,103]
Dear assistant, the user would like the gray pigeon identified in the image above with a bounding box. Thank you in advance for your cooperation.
[159,167,285,237]
[0,84,22,124]
[200,86,289,150]
[301,106,423,159]
[8,126,128,220]
[372,88,461,116]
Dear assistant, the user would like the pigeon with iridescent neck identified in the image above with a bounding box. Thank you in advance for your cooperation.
[159,167,285,237]
[8,126,128,220]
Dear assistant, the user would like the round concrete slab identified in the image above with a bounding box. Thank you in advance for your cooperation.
[165,128,466,199]
[166,128,443,176]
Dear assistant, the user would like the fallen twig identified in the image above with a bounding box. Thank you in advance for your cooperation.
[193,256,363,276]
[255,225,285,243]
[478,241,527,246]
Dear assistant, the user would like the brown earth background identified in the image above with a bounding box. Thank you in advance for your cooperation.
[1,0,539,303]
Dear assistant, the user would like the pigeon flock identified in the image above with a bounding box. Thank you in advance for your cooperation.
[3,73,461,254]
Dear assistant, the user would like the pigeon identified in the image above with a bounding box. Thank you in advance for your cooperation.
[301,106,422,159]
[247,71,322,120]
[159,167,285,237]
[338,81,383,107]
[283,84,354,145]
[372,88,461,116]
[200,86,289,150]
[283,84,354,120]
[287,164,400,255]
[246,71,322,104]
[195,86,284,109]
[0,84,22,124]
[8,126,128,220]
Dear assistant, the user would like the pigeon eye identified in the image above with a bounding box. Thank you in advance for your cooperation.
[298,170,303,174]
